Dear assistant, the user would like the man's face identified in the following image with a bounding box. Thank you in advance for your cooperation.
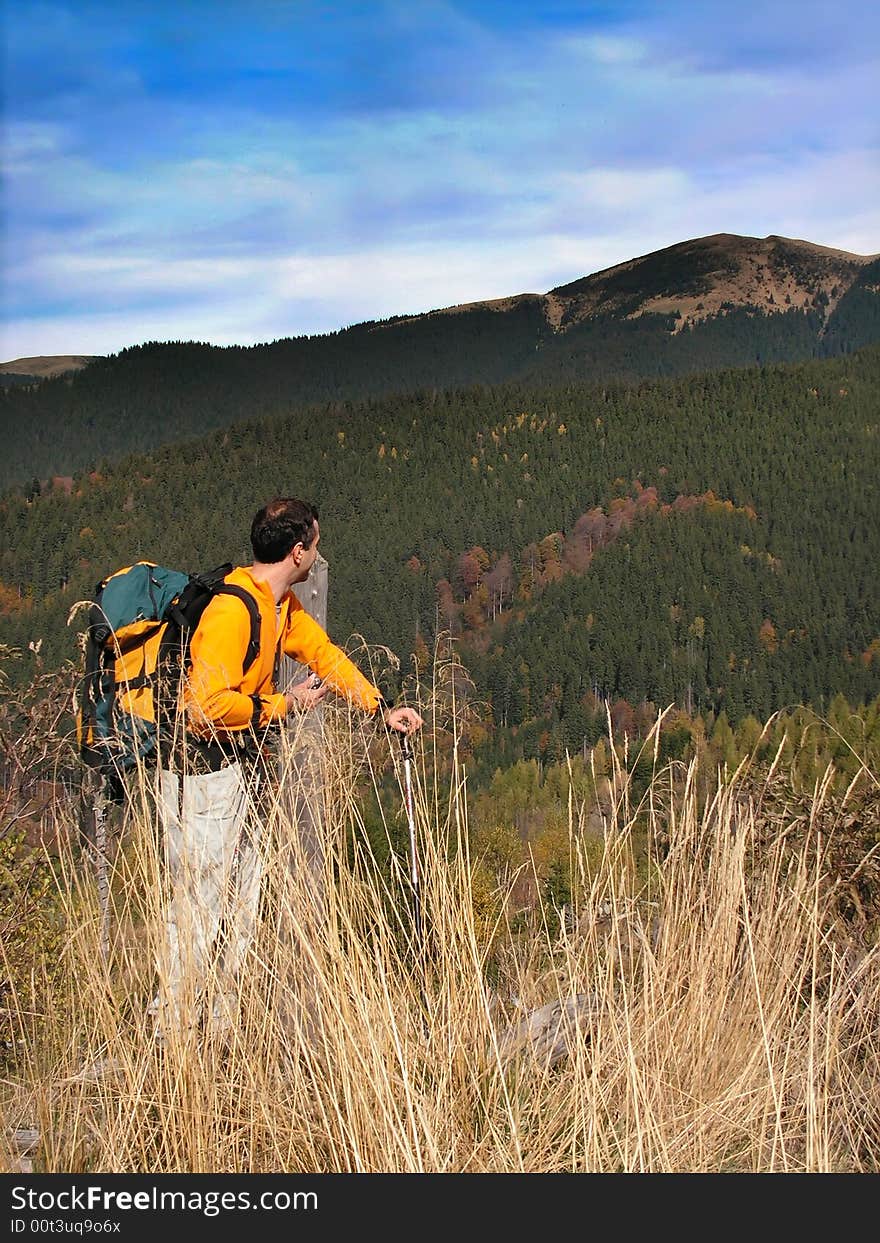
[295,518,320,582]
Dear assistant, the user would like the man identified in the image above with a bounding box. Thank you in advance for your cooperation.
[151,497,422,1041]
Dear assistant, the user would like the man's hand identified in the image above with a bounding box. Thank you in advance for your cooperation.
[285,677,329,713]
[383,705,424,734]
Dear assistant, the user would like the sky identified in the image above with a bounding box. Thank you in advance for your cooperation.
[2,0,879,361]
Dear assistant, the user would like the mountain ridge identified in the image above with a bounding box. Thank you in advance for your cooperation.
[4,233,876,367]
[2,230,878,492]
[414,233,877,335]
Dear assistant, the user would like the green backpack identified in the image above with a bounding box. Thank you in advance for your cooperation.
[77,561,261,797]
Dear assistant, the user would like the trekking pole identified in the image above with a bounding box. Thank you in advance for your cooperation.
[395,730,430,1044]
[400,731,422,953]
[399,730,431,1038]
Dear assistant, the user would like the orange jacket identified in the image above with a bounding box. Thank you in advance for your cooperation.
[184,567,383,738]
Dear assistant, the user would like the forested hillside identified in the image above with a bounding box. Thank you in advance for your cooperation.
[2,345,878,768]
[2,236,878,491]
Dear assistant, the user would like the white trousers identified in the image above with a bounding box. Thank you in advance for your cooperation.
[151,762,263,1039]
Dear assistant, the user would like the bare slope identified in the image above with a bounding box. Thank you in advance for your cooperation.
[0,356,99,378]
[431,234,877,334]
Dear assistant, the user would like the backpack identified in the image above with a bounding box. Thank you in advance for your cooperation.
[76,561,261,797]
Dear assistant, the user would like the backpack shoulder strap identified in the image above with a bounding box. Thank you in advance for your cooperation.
[162,566,262,675]
[210,583,262,674]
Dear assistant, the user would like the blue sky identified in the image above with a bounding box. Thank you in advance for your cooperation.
[2,0,878,359]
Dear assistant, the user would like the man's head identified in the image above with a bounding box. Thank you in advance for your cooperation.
[251,498,319,565]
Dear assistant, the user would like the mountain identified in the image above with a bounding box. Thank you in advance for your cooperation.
[1,234,877,491]
[419,233,877,333]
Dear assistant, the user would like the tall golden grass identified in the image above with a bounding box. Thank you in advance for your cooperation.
[2,699,878,1174]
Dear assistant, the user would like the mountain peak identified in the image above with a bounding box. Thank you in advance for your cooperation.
[541,233,877,333]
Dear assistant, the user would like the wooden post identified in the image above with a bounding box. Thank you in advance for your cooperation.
[277,552,329,913]
[278,552,329,692]
[275,553,331,1040]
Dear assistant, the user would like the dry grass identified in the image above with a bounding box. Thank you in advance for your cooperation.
[2,705,878,1174]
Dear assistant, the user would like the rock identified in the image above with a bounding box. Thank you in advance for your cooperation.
[497,992,600,1068]
[7,1127,40,1173]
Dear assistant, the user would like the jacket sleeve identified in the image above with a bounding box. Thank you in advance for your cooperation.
[283,598,384,713]
[185,592,285,732]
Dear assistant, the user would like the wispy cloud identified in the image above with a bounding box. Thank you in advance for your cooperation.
[2,0,878,358]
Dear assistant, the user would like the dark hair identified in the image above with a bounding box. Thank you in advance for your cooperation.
[250,498,319,563]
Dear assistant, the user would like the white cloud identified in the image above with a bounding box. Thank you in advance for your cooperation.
[584,35,647,66]
[1,120,66,166]
[553,167,693,214]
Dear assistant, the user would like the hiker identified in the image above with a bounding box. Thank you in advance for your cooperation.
[150,497,423,1041]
